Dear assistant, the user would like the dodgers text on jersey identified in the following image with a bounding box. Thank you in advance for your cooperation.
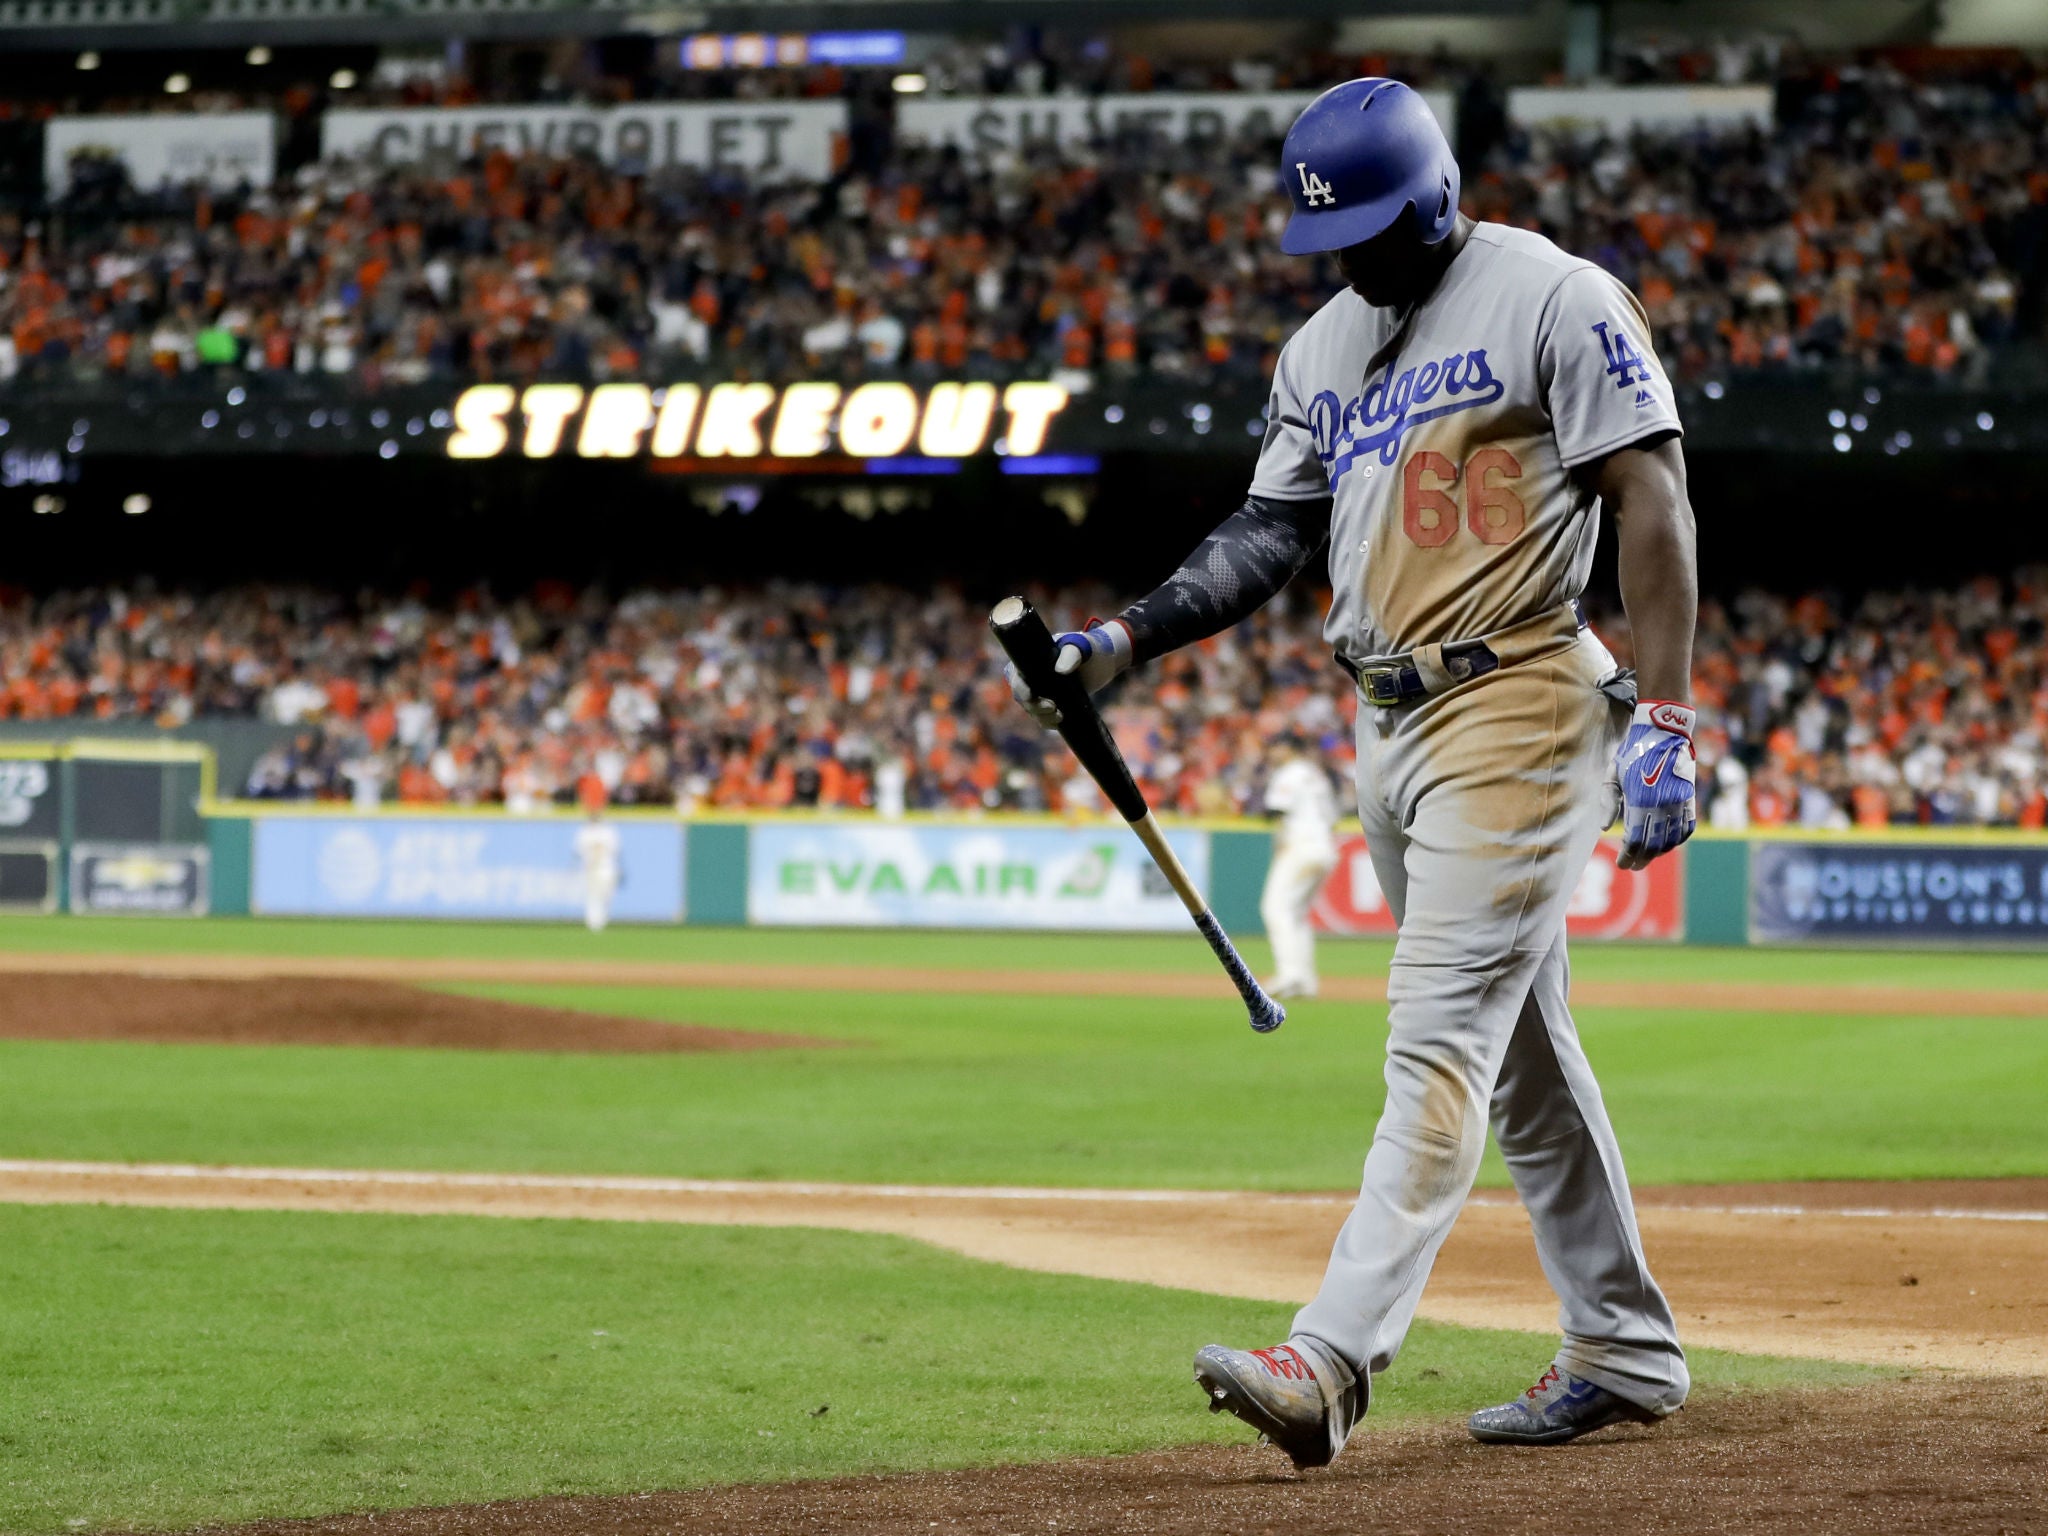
[1307,348,1506,491]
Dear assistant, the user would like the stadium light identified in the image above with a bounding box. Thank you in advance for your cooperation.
[76,50,99,70]
[892,73,928,94]
[165,73,191,94]
[247,45,271,65]
[123,494,151,516]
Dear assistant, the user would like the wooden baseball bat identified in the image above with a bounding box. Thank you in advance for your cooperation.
[989,596,1285,1034]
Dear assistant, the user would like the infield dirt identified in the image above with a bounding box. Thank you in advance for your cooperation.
[6,1160,2045,1376]
[198,1376,2046,1536]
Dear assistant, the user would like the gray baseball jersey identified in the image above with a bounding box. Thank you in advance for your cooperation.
[1249,222,1682,662]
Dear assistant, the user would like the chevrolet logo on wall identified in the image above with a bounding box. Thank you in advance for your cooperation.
[96,855,186,892]
[71,843,210,916]
[445,380,1070,463]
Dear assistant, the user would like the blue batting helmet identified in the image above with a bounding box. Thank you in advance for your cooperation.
[1278,79,1460,256]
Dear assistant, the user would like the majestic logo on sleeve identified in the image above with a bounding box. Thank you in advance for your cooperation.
[1307,349,1506,490]
[1591,321,1654,389]
[1296,163,1336,206]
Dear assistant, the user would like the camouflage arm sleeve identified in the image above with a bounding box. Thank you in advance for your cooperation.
[1114,495,1333,665]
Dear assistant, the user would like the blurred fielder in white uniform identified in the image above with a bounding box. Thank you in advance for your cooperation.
[574,809,621,931]
[1259,735,1339,998]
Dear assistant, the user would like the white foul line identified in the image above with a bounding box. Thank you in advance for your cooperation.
[0,1159,1348,1205]
[0,1160,2042,1221]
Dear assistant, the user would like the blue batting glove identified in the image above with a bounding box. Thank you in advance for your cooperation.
[1613,700,1697,871]
[1006,620,1133,729]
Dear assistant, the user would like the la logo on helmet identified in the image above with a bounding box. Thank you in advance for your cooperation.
[1296,162,1336,206]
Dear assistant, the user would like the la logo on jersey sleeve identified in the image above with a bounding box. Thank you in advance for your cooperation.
[1296,163,1337,206]
[1590,320,1656,408]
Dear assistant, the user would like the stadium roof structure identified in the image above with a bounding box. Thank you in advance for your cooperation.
[0,0,1528,48]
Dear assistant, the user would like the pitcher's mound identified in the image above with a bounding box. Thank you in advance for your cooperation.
[0,973,836,1054]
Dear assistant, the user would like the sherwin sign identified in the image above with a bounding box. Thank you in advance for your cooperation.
[896,90,1453,153]
[748,823,1208,929]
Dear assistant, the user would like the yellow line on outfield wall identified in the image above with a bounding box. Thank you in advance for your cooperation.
[198,798,2048,844]
[200,799,1279,832]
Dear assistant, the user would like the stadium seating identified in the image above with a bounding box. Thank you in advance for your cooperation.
[2,575,2040,828]
[1,55,2039,390]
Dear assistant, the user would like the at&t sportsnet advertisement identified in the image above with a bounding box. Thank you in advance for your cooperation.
[253,818,684,922]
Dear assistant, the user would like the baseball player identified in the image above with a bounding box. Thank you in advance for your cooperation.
[574,803,621,932]
[1259,734,1340,999]
[1009,79,1697,1462]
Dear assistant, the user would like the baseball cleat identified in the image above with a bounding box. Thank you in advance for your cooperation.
[1192,1340,1364,1468]
[1466,1364,1662,1446]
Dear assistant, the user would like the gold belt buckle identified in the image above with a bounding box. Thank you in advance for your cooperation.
[1358,664,1405,707]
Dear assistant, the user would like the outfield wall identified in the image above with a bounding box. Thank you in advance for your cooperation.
[186,809,2048,949]
[0,740,2028,947]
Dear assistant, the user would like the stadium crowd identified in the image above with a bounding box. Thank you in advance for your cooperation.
[0,573,2041,829]
[1,56,2041,389]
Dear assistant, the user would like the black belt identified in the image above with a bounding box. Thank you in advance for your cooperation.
[1335,601,1587,707]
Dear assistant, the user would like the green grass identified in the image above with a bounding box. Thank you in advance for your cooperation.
[1,983,2043,1190]
[9,914,2048,989]
[0,1203,1871,1536]
[1,916,2044,1189]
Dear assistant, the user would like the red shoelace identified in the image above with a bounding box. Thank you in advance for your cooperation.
[1249,1345,1316,1382]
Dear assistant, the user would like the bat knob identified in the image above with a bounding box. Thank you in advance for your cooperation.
[1248,998,1286,1034]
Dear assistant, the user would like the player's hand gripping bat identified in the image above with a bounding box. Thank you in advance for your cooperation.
[989,596,1285,1034]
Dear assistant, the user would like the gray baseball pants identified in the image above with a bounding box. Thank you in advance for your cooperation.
[1291,630,1689,1415]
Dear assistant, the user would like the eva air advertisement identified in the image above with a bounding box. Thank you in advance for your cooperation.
[748,823,1209,929]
